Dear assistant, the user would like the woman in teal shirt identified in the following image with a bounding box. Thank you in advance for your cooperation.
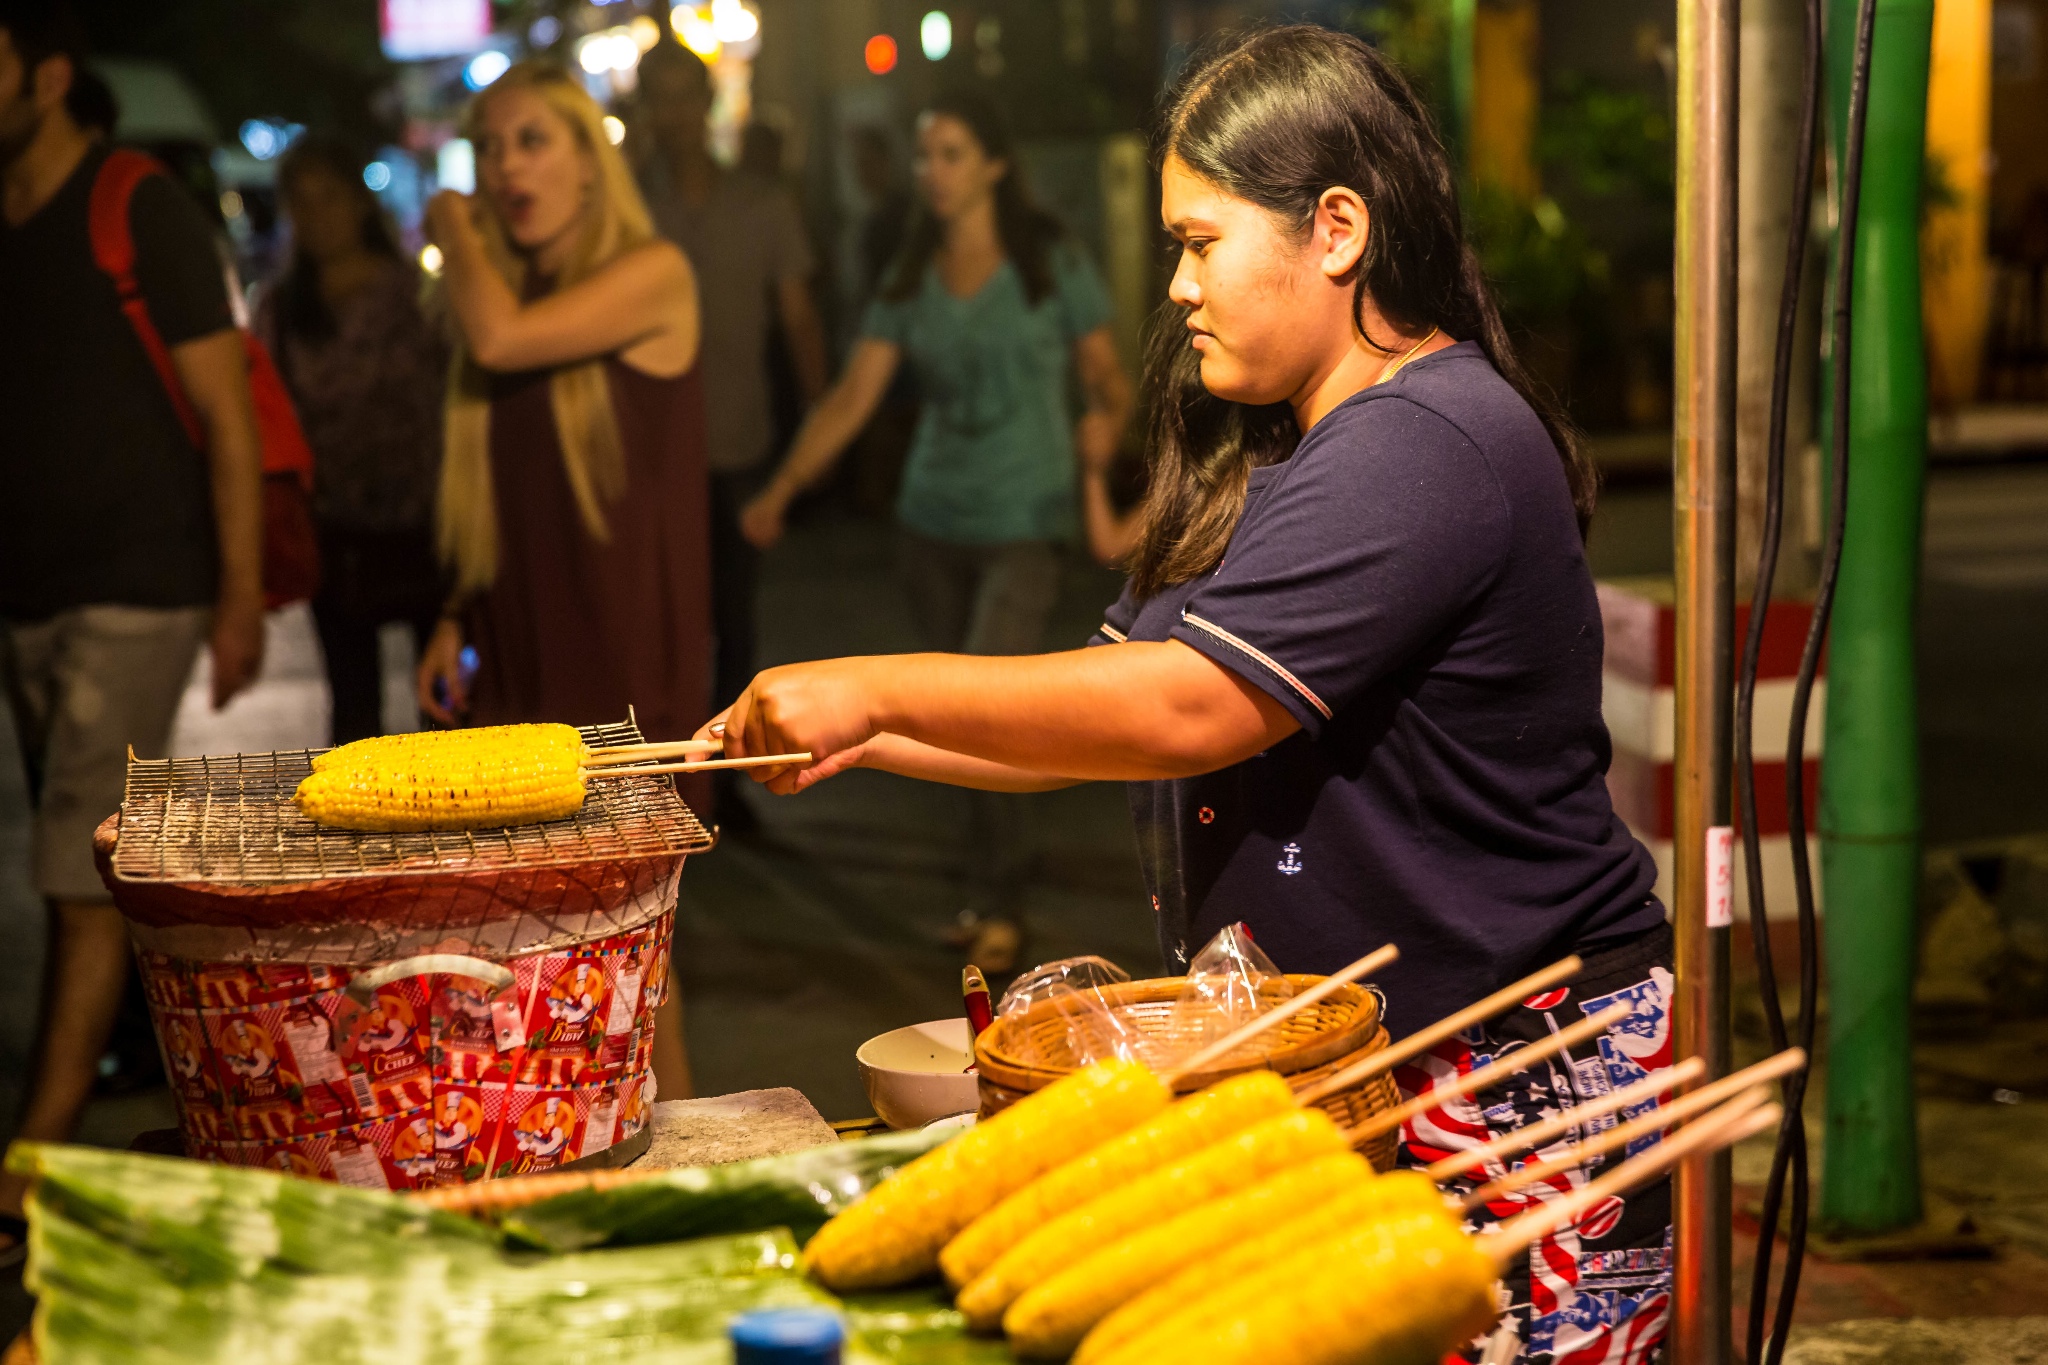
[742,91,1132,965]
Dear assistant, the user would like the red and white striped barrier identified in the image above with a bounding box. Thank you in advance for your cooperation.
[1597,581,1824,920]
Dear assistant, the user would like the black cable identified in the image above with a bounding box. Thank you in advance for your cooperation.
[1736,0,1823,1357]
[1737,0,1879,1359]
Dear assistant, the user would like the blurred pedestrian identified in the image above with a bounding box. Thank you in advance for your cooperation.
[257,136,445,744]
[413,61,704,1097]
[739,91,1133,970]
[0,2,264,1246]
[634,41,827,831]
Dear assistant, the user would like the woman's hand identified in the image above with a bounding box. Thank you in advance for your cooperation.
[720,658,887,794]
[1075,409,1122,476]
[738,486,791,550]
[417,619,468,725]
[424,190,478,249]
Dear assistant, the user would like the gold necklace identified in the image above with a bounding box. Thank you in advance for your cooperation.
[1375,326,1441,386]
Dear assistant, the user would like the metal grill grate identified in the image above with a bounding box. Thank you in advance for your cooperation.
[112,718,713,886]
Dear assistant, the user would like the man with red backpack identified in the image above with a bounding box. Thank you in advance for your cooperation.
[0,4,265,1248]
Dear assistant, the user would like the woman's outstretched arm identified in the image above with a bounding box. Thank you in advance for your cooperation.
[739,337,903,547]
[709,641,1300,794]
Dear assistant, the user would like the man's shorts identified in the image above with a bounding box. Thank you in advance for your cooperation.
[3,604,209,901]
[1397,922,1677,1365]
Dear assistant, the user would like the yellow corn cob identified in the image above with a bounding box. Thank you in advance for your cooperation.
[802,1060,1169,1293]
[1074,1168,1446,1365]
[1003,1149,1374,1359]
[955,1105,1350,1331]
[940,1069,1297,1290]
[309,723,584,772]
[294,724,589,831]
[1094,1208,1497,1365]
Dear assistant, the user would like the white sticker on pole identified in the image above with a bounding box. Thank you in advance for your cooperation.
[1706,825,1734,928]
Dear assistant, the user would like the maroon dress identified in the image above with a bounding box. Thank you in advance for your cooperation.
[464,355,712,813]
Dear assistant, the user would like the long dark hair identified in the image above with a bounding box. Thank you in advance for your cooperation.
[881,90,1063,306]
[1130,25,1596,597]
[274,136,402,341]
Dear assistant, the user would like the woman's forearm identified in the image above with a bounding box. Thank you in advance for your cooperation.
[764,389,868,501]
[736,642,1298,784]
[857,734,1081,792]
[437,213,517,361]
[1081,470,1140,566]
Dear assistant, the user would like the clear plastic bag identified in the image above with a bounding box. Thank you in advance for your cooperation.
[996,956,1152,1069]
[1167,922,1295,1057]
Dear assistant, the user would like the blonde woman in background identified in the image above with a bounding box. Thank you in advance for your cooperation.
[415,62,706,1094]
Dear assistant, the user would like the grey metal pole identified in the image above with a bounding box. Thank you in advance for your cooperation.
[1672,0,1739,1354]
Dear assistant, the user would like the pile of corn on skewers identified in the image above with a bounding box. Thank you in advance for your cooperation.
[801,1045,1794,1363]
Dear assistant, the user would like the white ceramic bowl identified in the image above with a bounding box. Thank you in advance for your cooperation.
[857,1017,981,1130]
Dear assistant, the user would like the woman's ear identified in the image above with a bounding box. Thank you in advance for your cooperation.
[1315,186,1371,281]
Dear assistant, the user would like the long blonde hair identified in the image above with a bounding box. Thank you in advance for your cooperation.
[440,61,659,594]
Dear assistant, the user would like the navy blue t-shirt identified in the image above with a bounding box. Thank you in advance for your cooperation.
[1091,341,1661,1039]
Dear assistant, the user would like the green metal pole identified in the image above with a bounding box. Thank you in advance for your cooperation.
[1446,0,1476,165]
[1819,0,1932,1235]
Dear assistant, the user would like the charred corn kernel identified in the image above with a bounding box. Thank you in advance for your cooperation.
[1096,1208,1496,1365]
[1074,1168,1445,1365]
[310,723,584,772]
[956,1105,1349,1332]
[1003,1150,1373,1359]
[803,1060,1168,1293]
[294,723,588,831]
[941,1069,1296,1290]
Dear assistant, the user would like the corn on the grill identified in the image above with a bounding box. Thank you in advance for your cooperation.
[309,723,584,772]
[940,1069,1296,1290]
[1002,1149,1374,1358]
[294,724,589,831]
[955,1105,1350,1331]
[1093,1206,1497,1365]
[802,1060,1169,1293]
[1073,1168,1446,1365]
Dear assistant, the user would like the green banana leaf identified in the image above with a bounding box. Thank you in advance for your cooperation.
[9,1134,1009,1365]
[501,1127,954,1252]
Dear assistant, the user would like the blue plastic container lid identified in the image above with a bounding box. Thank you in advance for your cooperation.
[729,1309,846,1363]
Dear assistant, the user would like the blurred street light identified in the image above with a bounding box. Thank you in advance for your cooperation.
[603,115,627,145]
[672,5,720,59]
[363,161,394,192]
[921,10,952,61]
[865,33,899,74]
[463,50,510,90]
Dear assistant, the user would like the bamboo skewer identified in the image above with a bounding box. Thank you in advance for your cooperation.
[581,740,725,765]
[1486,1092,1782,1261]
[1464,1083,1767,1209]
[1159,944,1400,1086]
[1339,1002,1635,1148]
[1298,955,1586,1106]
[1460,1047,1806,1208]
[1423,1056,1709,1182]
[583,752,813,777]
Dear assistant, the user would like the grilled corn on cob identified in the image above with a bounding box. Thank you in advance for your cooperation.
[956,1105,1350,1331]
[1003,1149,1374,1358]
[309,723,584,772]
[940,1069,1296,1290]
[803,1060,1169,1293]
[1094,1206,1497,1365]
[295,724,588,831]
[1073,1168,1445,1365]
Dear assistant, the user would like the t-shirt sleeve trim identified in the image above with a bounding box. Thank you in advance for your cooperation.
[1180,611,1333,720]
[1097,621,1128,643]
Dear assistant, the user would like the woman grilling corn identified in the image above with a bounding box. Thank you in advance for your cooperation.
[708,27,1672,1364]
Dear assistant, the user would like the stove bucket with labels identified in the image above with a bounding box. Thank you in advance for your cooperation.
[95,715,712,1191]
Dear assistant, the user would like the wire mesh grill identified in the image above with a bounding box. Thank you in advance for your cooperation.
[112,718,713,886]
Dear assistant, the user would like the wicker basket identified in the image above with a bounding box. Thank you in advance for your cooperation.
[973,975,1405,1171]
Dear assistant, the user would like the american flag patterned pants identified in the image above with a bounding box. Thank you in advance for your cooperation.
[1397,921,1676,1365]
